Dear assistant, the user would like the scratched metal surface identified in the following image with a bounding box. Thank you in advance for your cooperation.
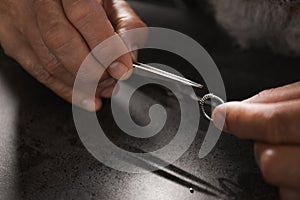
[0,1,300,199]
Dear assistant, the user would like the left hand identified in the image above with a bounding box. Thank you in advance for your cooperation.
[212,81,300,199]
[0,0,146,111]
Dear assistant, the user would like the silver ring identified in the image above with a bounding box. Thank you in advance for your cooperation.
[199,93,225,121]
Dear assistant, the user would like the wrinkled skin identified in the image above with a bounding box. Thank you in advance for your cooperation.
[0,0,146,111]
[213,81,300,200]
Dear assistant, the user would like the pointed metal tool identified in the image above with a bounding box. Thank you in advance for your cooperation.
[133,62,203,89]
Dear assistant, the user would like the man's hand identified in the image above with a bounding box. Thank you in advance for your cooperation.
[213,81,300,199]
[0,0,146,111]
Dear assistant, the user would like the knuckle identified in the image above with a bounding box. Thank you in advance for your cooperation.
[263,109,285,143]
[44,23,75,51]
[65,0,95,26]
[54,83,72,100]
[97,0,103,5]
[260,150,277,184]
[33,0,55,8]
[249,88,277,103]
[0,41,14,58]
[1,1,17,18]
[2,46,13,58]
[118,15,147,31]
[43,55,61,73]
[33,0,46,7]
[33,0,52,13]
[77,68,98,83]
[257,88,276,99]
[132,20,147,29]
[34,68,54,85]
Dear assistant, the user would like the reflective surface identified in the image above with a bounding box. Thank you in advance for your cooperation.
[1,1,300,199]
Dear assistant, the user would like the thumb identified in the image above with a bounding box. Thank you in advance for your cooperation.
[212,102,270,139]
[212,100,300,144]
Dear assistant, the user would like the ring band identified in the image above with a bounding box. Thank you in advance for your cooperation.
[199,93,225,121]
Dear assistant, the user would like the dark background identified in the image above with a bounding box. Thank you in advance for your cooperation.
[0,0,299,199]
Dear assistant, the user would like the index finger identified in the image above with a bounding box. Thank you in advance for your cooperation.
[62,0,133,80]
[35,0,108,82]
[212,100,300,144]
[244,81,300,104]
[104,0,147,60]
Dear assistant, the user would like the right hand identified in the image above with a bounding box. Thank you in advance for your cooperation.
[0,0,146,111]
[212,81,300,199]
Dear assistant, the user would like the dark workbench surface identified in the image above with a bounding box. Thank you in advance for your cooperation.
[0,1,299,199]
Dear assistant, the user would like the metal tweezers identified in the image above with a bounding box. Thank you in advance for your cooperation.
[133,62,225,121]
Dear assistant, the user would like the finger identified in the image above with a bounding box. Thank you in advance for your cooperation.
[0,26,101,111]
[100,83,118,98]
[29,36,75,87]
[255,143,300,190]
[62,0,132,79]
[280,187,300,200]
[244,81,300,104]
[103,0,147,61]
[100,86,114,98]
[212,100,300,144]
[34,0,108,83]
[19,6,75,86]
[95,77,115,98]
[20,49,102,111]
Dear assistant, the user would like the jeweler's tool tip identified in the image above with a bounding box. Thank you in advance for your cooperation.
[133,62,203,89]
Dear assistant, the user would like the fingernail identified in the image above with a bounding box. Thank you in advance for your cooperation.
[100,87,113,98]
[82,98,96,112]
[131,46,139,62]
[112,84,119,96]
[108,62,128,79]
[99,78,115,88]
[130,45,138,61]
[213,107,227,131]
[131,50,138,62]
